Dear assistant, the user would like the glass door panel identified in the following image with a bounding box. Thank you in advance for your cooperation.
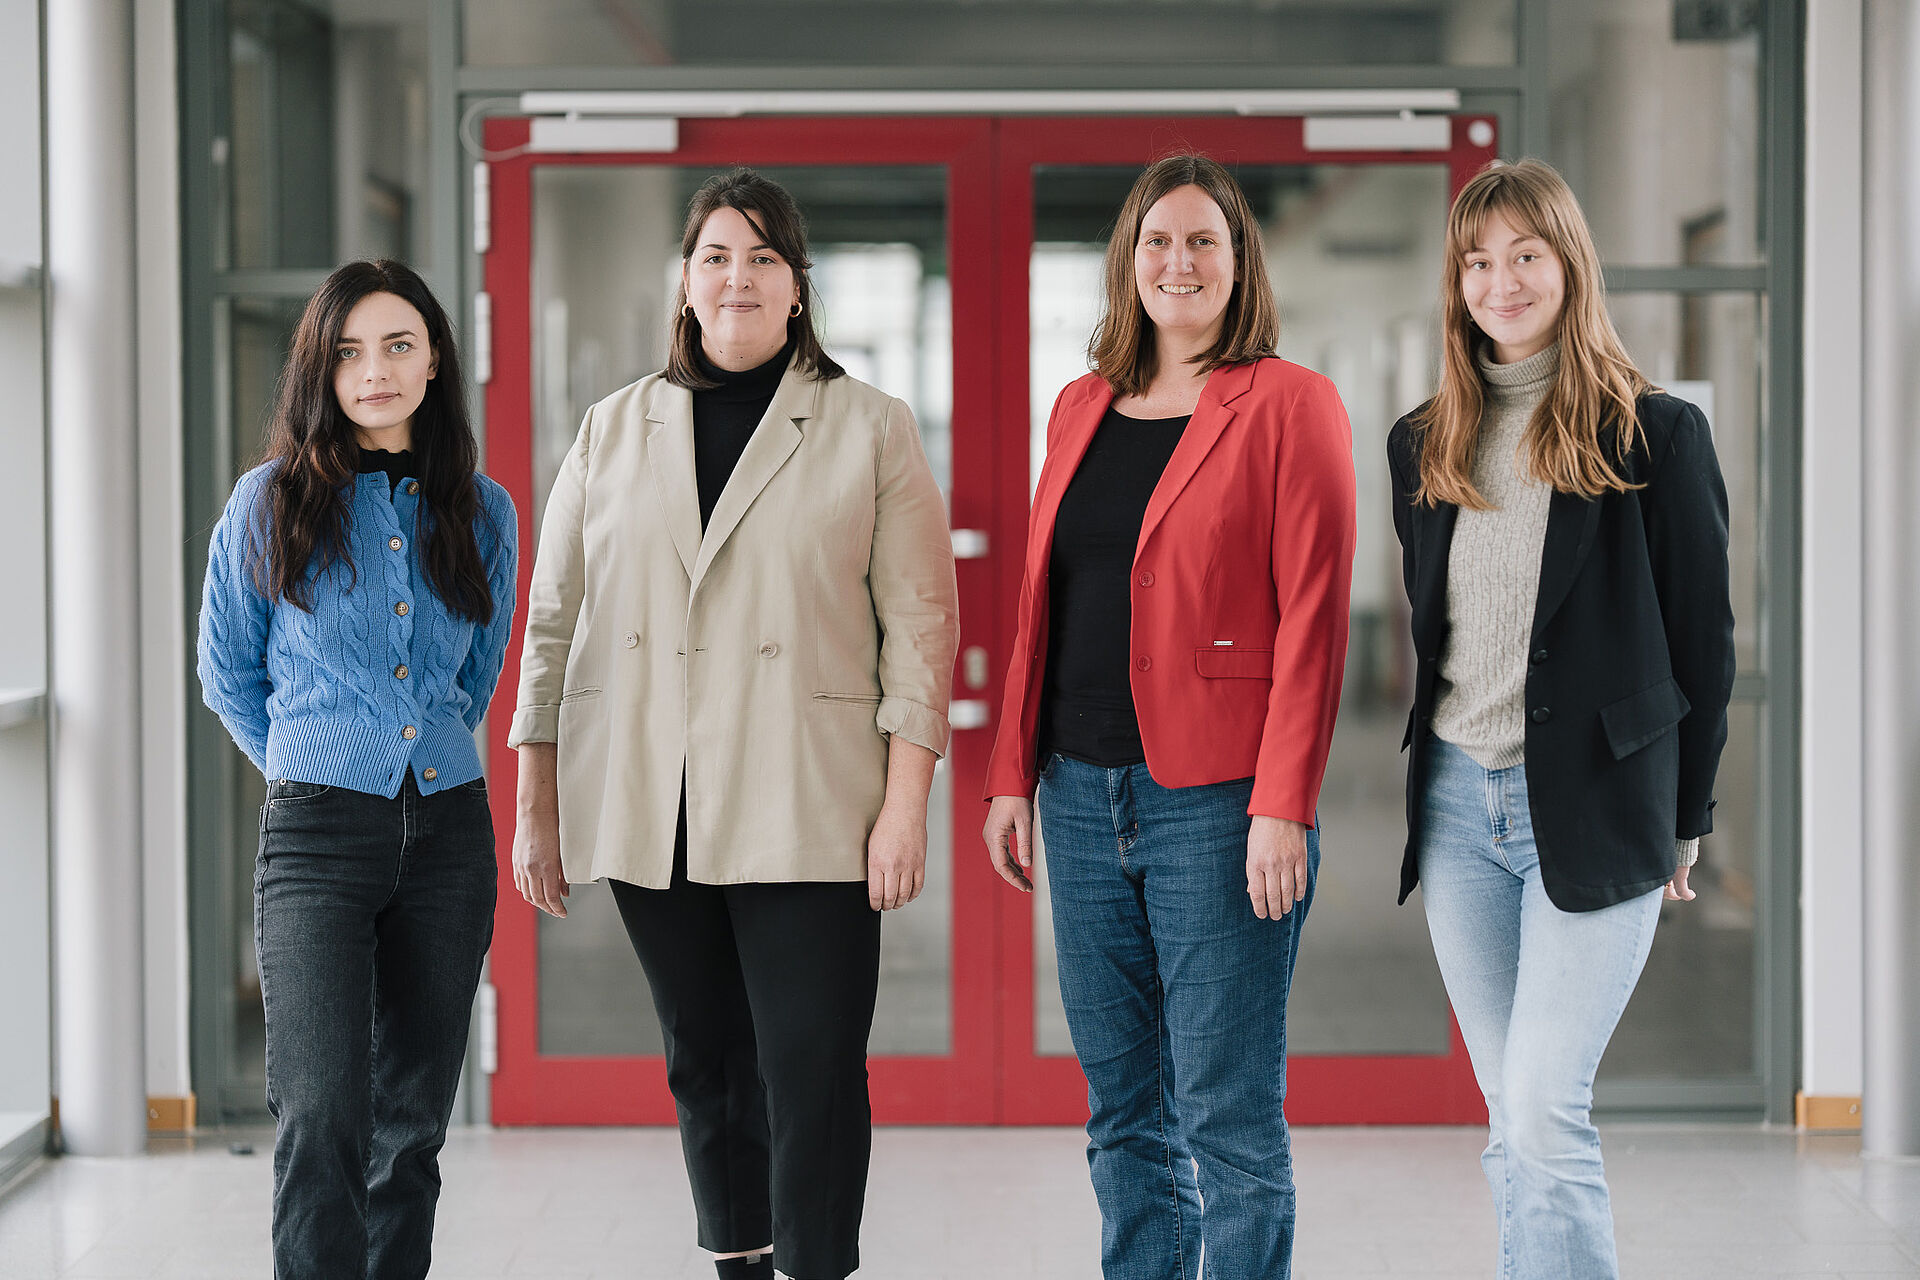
[997,117,1498,1124]
[1026,161,1457,1058]
[525,164,955,1059]
[482,116,999,1125]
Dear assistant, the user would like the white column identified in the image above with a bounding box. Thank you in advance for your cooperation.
[1862,0,1920,1159]
[1801,0,1866,1109]
[47,0,146,1156]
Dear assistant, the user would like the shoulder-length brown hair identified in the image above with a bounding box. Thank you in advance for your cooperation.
[666,168,845,389]
[1089,154,1279,397]
[253,259,496,622]
[1412,158,1652,509]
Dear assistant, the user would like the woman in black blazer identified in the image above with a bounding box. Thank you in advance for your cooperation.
[1387,159,1734,1279]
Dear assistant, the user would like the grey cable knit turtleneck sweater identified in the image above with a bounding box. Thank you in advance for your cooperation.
[1431,340,1698,869]
[1432,341,1559,771]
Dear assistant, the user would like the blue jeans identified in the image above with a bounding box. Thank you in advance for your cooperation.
[1036,753,1316,1280]
[255,774,496,1280]
[1417,737,1662,1280]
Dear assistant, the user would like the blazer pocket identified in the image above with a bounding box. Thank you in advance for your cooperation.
[812,691,883,705]
[1193,647,1274,679]
[1598,677,1692,760]
[559,686,603,704]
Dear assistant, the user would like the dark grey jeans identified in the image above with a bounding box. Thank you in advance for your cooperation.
[255,773,496,1280]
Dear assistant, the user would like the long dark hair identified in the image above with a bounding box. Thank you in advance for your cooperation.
[252,259,495,623]
[666,168,845,389]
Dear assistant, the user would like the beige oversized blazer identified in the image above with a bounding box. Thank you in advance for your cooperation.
[508,358,959,888]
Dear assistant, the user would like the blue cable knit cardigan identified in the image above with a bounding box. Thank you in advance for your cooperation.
[197,461,518,797]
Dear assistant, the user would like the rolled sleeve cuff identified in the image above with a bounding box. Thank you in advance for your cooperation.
[1249,779,1317,828]
[878,695,951,759]
[508,704,560,748]
[982,773,1037,802]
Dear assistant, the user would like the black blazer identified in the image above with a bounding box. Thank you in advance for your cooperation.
[1387,392,1736,912]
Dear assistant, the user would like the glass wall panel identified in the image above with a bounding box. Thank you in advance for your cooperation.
[1604,699,1760,1078]
[1547,0,1764,266]
[0,0,49,1158]
[1611,292,1765,671]
[222,0,430,271]
[1600,288,1765,1078]
[464,0,1517,69]
[528,164,955,1056]
[1029,162,1458,1057]
[214,293,309,1103]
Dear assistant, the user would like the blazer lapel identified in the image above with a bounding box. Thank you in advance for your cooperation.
[1530,489,1603,642]
[690,362,817,590]
[645,384,703,581]
[1135,362,1255,557]
[1411,499,1458,656]
[1026,379,1111,579]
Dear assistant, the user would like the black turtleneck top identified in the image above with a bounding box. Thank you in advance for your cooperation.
[1039,406,1191,767]
[356,446,416,497]
[692,341,793,529]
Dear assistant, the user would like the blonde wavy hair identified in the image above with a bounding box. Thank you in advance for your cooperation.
[1412,159,1652,509]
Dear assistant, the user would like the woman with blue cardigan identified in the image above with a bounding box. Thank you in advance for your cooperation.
[198,259,517,1280]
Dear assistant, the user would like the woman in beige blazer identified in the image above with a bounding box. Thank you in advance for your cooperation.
[508,169,958,1280]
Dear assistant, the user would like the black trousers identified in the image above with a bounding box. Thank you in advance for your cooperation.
[607,808,880,1280]
[254,774,496,1280]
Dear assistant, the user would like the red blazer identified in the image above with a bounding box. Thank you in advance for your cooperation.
[984,359,1356,823]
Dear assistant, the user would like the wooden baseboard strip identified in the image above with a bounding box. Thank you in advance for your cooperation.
[1795,1091,1861,1131]
[46,1095,199,1136]
[145,1094,196,1132]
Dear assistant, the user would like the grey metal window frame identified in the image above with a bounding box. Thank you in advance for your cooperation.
[178,0,1804,1125]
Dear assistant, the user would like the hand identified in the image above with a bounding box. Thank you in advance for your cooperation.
[983,795,1034,893]
[868,802,927,911]
[1247,815,1310,919]
[1664,863,1696,902]
[512,805,570,918]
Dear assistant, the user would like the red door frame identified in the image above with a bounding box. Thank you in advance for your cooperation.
[482,112,1498,1128]
[481,116,1003,1124]
[990,115,1496,1125]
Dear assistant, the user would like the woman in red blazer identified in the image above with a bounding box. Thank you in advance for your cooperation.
[983,154,1356,1280]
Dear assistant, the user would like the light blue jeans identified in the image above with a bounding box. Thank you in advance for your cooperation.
[1417,737,1662,1280]
[1037,753,1316,1280]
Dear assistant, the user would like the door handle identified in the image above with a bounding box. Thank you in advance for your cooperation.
[950,699,990,731]
[951,529,989,559]
[962,645,990,690]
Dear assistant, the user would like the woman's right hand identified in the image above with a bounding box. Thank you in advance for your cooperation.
[983,795,1035,893]
[513,742,570,918]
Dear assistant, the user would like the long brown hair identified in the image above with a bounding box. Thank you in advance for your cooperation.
[1089,154,1279,397]
[666,168,845,389]
[253,259,496,622]
[1412,159,1652,509]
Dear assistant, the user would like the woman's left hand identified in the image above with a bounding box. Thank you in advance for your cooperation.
[1664,864,1696,901]
[1247,815,1311,920]
[868,802,928,911]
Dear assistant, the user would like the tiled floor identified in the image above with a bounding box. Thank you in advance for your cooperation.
[1,1124,1915,1278]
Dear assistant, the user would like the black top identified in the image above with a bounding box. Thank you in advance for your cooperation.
[1387,391,1735,912]
[692,341,792,529]
[356,446,416,496]
[1040,406,1190,767]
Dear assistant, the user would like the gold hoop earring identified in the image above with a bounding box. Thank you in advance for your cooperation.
[682,304,694,318]
[790,301,804,318]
